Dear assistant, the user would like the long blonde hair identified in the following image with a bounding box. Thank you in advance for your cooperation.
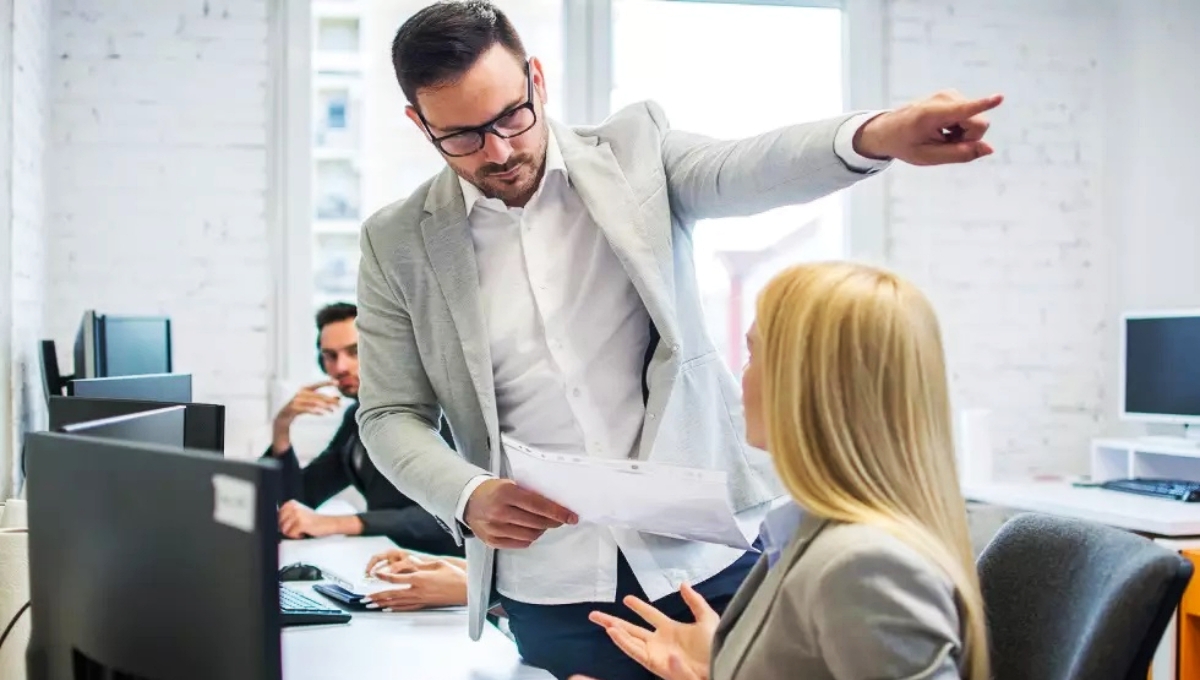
[755,261,989,680]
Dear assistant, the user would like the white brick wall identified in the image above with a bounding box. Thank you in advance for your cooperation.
[47,0,273,456]
[885,0,1111,479]
[2,0,52,494]
[0,0,12,495]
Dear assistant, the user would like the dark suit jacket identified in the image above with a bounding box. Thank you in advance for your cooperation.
[264,403,463,557]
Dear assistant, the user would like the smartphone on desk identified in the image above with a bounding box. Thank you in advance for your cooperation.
[312,582,374,611]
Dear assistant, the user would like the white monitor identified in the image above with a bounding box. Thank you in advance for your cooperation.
[1120,309,1200,433]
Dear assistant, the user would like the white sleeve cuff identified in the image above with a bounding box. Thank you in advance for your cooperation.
[834,110,893,174]
[455,474,494,524]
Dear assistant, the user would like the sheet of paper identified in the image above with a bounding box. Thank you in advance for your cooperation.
[503,436,753,550]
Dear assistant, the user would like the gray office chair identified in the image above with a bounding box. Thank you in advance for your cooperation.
[976,512,1192,680]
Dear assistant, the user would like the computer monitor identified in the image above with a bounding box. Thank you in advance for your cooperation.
[47,395,225,453]
[68,372,192,402]
[1121,309,1200,437]
[56,404,186,448]
[24,432,283,680]
[73,310,172,379]
[39,339,65,402]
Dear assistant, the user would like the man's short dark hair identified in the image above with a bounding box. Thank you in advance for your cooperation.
[391,1,527,106]
[316,302,357,334]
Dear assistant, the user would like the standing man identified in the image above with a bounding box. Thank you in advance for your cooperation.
[356,2,1001,678]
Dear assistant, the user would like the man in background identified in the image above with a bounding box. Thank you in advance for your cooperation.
[266,302,462,557]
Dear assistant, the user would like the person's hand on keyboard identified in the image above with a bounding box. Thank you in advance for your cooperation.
[366,548,468,576]
[361,551,468,612]
[365,548,414,575]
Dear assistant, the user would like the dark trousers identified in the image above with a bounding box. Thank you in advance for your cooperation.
[497,546,759,680]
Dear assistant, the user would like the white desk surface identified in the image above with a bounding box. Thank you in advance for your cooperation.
[279,535,552,680]
[964,482,1200,536]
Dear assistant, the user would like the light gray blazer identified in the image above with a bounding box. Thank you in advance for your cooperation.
[712,514,966,680]
[354,100,878,638]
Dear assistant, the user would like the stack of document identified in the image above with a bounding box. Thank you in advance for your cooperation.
[503,436,753,550]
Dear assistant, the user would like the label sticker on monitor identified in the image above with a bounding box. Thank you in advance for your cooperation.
[212,474,256,532]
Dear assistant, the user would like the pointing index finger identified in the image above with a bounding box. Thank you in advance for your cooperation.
[942,93,1003,122]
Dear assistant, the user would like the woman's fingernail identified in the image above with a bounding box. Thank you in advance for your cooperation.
[383,607,394,612]
[359,597,372,604]
[365,603,380,609]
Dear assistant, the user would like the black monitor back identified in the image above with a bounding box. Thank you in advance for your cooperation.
[40,340,65,403]
[69,372,192,403]
[57,405,186,448]
[24,432,282,680]
[47,395,225,453]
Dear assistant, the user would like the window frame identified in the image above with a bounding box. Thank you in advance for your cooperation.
[268,0,885,408]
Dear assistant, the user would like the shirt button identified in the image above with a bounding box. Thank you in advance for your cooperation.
[648,413,656,420]
[573,388,582,397]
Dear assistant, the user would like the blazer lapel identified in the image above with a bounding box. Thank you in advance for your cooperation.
[713,515,832,680]
[553,122,681,351]
[714,556,768,645]
[420,169,500,450]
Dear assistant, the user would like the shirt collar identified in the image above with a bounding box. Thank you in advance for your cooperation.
[759,500,805,569]
[457,127,568,213]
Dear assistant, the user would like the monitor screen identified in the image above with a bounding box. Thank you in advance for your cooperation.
[100,316,171,377]
[1123,313,1200,423]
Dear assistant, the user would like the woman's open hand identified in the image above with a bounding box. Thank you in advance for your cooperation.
[581,582,716,680]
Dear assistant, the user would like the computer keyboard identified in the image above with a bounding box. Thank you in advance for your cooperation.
[280,585,351,626]
[1099,478,1200,502]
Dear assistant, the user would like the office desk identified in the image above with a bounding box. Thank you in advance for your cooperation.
[965,482,1200,536]
[279,535,552,680]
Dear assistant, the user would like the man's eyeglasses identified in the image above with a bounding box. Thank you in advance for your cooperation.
[418,61,538,158]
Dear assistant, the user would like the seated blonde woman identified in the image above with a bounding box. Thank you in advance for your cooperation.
[359,549,467,611]
[573,262,989,680]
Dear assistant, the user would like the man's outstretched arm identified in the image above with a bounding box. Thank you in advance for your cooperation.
[659,90,1002,224]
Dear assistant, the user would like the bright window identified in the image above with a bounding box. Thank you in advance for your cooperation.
[611,0,846,370]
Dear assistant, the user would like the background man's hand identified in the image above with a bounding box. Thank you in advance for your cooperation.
[463,479,578,549]
[854,90,1004,166]
[278,500,360,539]
[275,379,340,425]
[271,380,341,453]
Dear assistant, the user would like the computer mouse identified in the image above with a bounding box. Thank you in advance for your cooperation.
[278,562,323,581]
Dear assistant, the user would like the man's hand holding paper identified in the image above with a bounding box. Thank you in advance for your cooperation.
[462,477,579,549]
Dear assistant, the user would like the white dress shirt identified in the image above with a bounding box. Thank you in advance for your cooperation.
[456,114,888,605]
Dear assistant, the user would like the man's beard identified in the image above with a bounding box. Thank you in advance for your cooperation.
[472,153,540,206]
[459,134,548,207]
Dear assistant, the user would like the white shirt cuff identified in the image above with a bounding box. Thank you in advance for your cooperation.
[834,110,893,174]
[455,474,494,524]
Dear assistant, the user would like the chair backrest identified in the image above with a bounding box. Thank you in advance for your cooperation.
[976,512,1192,680]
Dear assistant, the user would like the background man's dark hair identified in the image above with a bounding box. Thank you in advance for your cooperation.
[391,1,527,107]
[316,302,357,333]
